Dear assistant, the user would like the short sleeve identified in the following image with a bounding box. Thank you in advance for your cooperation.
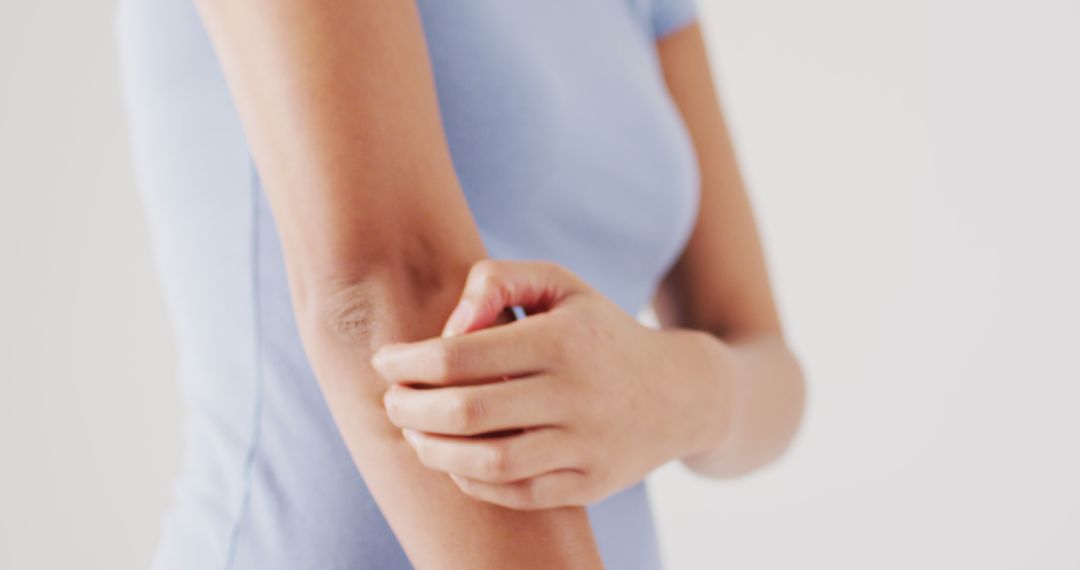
[651,0,698,39]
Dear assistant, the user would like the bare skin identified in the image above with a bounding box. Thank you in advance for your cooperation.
[371,23,807,507]
[190,0,602,567]
[655,24,807,477]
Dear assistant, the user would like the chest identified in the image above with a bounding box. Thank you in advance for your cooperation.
[417,0,701,311]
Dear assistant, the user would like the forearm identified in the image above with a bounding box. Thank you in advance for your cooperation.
[675,330,806,478]
[300,266,602,569]
[654,23,805,478]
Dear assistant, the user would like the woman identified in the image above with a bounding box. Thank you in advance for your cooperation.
[117,0,805,568]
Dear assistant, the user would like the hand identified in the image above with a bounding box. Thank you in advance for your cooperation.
[371,260,730,510]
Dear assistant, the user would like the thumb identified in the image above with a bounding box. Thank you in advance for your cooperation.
[441,260,586,337]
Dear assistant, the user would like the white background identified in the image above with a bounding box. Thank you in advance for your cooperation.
[2,0,1077,568]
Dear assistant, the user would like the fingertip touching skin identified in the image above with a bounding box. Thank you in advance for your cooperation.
[441,260,586,337]
[371,259,735,510]
[372,314,555,386]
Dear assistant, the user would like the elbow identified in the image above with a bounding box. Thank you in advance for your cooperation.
[296,255,473,348]
[289,265,391,344]
[312,274,394,341]
[285,221,483,344]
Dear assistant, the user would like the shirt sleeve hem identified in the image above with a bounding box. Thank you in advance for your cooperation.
[652,5,699,40]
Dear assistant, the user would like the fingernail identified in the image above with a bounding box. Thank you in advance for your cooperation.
[370,349,385,373]
[383,390,397,418]
[441,300,473,338]
[402,428,420,447]
[370,345,395,378]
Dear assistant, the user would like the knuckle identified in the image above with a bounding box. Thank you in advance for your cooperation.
[479,273,504,300]
[540,260,578,288]
[483,446,513,480]
[470,258,499,274]
[543,260,571,280]
[470,260,501,287]
[471,260,512,300]
[447,393,485,432]
[432,341,464,379]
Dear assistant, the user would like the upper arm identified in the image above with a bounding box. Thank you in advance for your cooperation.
[654,22,785,340]
[195,0,484,315]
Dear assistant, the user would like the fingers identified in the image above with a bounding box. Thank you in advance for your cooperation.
[404,427,579,484]
[443,259,588,337]
[371,314,555,385]
[383,375,564,435]
[450,469,588,510]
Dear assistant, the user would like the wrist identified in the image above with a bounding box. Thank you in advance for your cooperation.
[658,328,739,460]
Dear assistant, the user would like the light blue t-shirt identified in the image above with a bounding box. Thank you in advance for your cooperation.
[117,1,700,568]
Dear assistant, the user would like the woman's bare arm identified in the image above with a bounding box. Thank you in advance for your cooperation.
[192,0,602,566]
[654,24,806,477]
